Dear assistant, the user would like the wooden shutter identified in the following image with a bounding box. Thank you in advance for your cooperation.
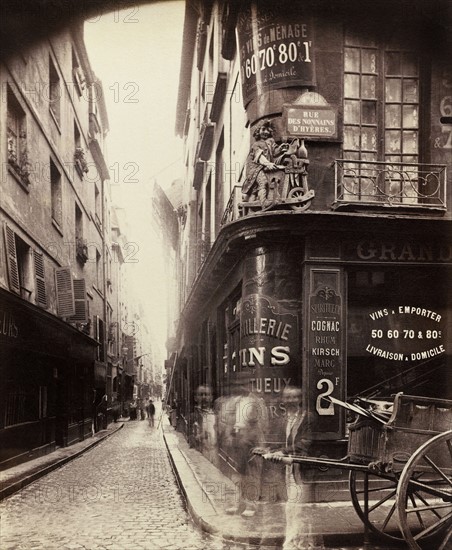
[3,223,20,294]
[55,267,75,317]
[70,279,87,322]
[33,250,48,308]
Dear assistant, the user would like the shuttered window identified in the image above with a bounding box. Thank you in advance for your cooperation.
[55,266,75,317]
[70,279,88,322]
[33,250,48,308]
[3,223,20,294]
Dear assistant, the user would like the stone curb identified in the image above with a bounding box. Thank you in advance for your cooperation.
[0,423,124,501]
[162,426,373,548]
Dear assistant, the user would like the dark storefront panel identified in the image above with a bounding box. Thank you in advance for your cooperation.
[0,290,97,468]
[347,266,451,400]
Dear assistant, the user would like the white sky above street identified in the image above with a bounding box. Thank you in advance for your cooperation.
[84,1,185,361]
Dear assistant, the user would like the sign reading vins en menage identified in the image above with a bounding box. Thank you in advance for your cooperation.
[236,5,315,107]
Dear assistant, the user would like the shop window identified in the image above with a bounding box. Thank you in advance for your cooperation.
[7,85,30,187]
[39,386,48,419]
[50,159,62,228]
[347,267,449,400]
[219,288,242,394]
[4,385,38,427]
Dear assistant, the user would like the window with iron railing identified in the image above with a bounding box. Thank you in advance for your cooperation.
[338,28,446,208]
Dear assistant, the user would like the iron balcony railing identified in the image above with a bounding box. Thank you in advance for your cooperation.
[335,159,447,209]
[221,186,242,226]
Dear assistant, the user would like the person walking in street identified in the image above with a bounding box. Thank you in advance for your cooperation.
[147,398,155,428]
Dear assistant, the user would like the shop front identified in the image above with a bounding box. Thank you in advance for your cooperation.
[0,289,97,469]
[176,216,451,498]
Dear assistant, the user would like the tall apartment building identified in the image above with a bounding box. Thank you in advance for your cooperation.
[168,0,452,500]
[0,24,113,468]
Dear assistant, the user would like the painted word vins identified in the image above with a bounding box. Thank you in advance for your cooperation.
[240,317,293,367]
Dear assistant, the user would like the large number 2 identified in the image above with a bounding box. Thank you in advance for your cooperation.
[316,378,335,416]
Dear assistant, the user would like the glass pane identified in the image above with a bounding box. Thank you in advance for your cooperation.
[386,52,400,75]
[403,131,418,154]
[386,130,401,153]
[344,100,360,124]
[362,127,377,151]
[344,47,360,72]
[344,126,361,150]
[361,152,378,162]
[385,78,402,102]
[347,151,359,161]
[403,155,418,164]
[385,104,401,128]
[403,79,419,103]
[402,52,418,76]
[385,154,402,165]
[362,101,376,124]
[362,49,377,73]
[362,75,376,99]
[345,74,360,98]
[403,105,419,128]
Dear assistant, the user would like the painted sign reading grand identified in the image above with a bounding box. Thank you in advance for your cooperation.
[236,5,315,107]
[367,306,445,361]
[240,294,298,394]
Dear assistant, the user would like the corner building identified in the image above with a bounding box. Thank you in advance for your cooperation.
[171,0,452,500]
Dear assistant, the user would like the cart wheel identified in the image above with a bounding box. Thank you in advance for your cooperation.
[287,187,311,211]
[349,470,405,543]
[396,430,452,550]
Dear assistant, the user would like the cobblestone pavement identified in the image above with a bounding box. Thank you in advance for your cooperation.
[0,421,269,550]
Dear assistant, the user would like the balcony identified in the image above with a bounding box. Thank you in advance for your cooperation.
[334,159,447,210]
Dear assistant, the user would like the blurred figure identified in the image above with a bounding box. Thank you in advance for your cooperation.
[263,385,324,550]
[193,385,217,461]
[147,399,155,428]
[224,371,268,518]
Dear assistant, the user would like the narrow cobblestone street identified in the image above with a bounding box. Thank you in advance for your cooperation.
[0,419,250,550]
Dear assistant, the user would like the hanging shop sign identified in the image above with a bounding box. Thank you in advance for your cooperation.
[307,284,345,438]
[366,306,446,362]
[240,294,299,396]
[283,104,337,139]
[236,4,315,107]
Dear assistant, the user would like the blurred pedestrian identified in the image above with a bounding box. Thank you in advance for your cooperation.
[147,399,155,428]
[224,371,268,518]
[263,385,325,550]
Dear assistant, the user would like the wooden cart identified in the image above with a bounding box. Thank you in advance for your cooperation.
[261,393,452,549]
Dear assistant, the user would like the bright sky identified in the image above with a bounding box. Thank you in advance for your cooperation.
[84,1,185,362]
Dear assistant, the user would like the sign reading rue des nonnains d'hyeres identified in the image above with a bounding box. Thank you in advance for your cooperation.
[236,6,315,107]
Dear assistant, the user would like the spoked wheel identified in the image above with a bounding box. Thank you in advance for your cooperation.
[396,430,452,550]
[287,187,311,211]
[349,470,405,543]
